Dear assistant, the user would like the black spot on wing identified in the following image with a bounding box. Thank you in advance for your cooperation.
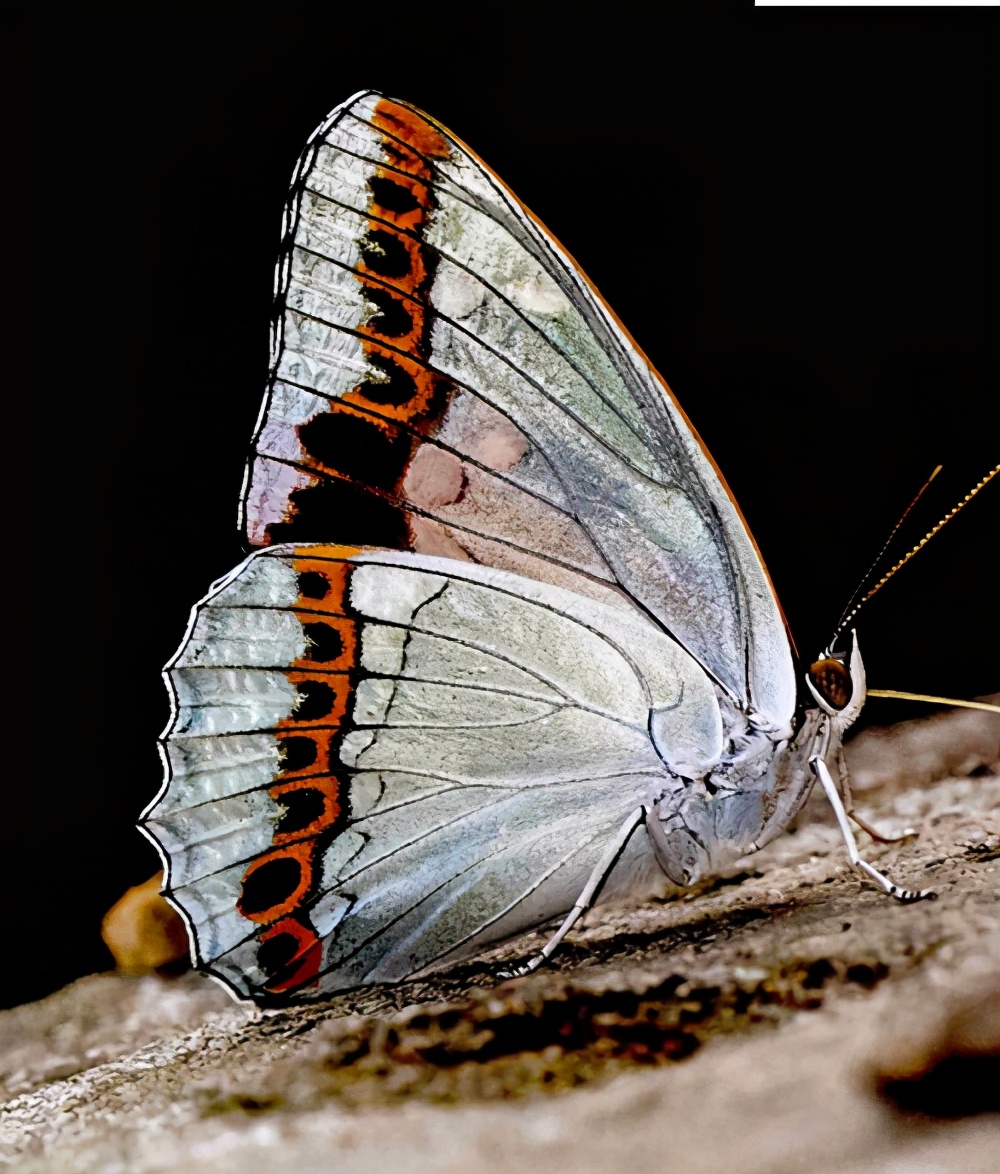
[364,285,413,338]
[256,930,299,973]
[294,680,335,721]
[359,353,417,407]
[278,735,318,773]
[275,788,328,836]
[266,479,409,548]
[368,176,420,215]
[298,409,412,490]
[360,229,411,278]
[296,571,330,600]
[239,857,302,916]
[303,622,344,663]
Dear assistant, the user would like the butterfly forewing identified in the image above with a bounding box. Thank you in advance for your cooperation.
[242,90,794,725]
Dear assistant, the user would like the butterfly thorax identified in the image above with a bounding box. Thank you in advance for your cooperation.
[648,634,866,887]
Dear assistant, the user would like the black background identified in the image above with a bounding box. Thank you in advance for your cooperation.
[2,2,997,1009]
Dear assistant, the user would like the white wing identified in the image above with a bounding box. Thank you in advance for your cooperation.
[142,545,721,1000]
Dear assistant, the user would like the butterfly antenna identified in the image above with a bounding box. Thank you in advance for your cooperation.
[867,690,1000,714]
[832,463,1000,640]
[832,464,943,639]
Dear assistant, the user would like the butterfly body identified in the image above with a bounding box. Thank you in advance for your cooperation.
[141,91,918,1005]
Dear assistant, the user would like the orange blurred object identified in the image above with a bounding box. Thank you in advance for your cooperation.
[101,872,190,974]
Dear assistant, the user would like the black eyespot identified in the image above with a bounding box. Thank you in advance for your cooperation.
[368,176,420,215]
[294,680,335,721]
[364,285,413,338]
[278,736,317,774]
[296,571,330,600]
[302,622,343,663]
[267,479,409,548]
[297,408,411,489]
[239,857,302,916]
[257,931,299,975]
[360,228,411,278]
[275,787,327,836]
[359,353,417,407]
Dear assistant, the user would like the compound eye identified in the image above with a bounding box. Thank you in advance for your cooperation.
[808,658,853,710]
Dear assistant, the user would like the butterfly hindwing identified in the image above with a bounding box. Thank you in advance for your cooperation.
[143,545,722,999]
[242,90,795,726]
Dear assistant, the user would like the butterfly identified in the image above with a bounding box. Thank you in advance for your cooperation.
[139,90,935,1005]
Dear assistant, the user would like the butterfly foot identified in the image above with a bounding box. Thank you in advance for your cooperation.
[496,956,546,981]
[855,859,936,903]
[812,756,936,904]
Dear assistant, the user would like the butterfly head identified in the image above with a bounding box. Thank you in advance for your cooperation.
[805,629,866,729]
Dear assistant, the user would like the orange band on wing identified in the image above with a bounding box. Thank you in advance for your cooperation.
[261,99,459,550]
[372,99,451,162]
[236,548,366,995]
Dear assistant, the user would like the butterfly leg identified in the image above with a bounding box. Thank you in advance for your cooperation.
[497,807,647,980]
[810,756,935,902]
[837,749,917,844]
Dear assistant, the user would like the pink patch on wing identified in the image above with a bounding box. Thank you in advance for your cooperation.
[403,444,467,508]
[409,517,475,561]
[246,458,317,544]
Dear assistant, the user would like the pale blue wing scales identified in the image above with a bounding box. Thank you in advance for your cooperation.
[320,784,642,988]
[215,779,650,996]
[350,552,725,778]
[313,550,718,994]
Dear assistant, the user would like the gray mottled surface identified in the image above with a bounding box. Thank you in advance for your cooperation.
[2,704,997,1172]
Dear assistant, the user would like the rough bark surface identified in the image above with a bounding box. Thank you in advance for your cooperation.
[2,706,998,1173]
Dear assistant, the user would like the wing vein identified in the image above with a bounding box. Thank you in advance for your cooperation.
[298,185,656,454]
